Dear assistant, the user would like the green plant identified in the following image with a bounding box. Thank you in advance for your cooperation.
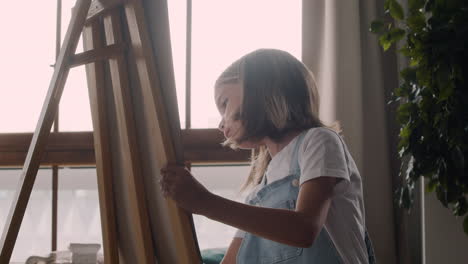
[371,0,468,234]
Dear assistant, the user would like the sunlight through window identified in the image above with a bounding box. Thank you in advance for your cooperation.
[0,3,56,132]
[191,0,302,128]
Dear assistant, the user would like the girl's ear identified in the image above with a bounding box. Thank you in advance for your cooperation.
[233,110,241,121]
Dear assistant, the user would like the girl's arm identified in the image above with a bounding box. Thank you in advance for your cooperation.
[220,238,242,264]
[160,166,339,248]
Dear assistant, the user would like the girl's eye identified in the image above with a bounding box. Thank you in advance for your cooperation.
[221,98,228,109]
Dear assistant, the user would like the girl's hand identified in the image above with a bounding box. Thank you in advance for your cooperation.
[159,165,213,215]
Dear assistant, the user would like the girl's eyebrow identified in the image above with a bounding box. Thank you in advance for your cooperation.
[219,99,227,115]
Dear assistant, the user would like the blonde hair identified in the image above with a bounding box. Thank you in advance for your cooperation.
[215,49,334,191]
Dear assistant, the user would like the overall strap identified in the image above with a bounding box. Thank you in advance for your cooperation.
[289,130,308,174]
[262,130,308,186]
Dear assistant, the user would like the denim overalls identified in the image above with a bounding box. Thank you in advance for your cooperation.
[236,132,376,264]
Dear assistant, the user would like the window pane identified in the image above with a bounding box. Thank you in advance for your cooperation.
[57,167,102,252]
[59,1,92,132]
[191,0,302,128]
[0,3,56,132]
[62,0,85,54]
[167,0,187,129]
[59,66,93,131]
[191,165,249,249]
[0,168,52,262]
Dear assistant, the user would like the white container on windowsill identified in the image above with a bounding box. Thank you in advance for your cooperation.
[69,243,101,264]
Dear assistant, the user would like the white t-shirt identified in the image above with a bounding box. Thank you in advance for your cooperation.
[234,127,369,264]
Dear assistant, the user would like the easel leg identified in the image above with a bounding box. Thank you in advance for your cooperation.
[83,18,120,264]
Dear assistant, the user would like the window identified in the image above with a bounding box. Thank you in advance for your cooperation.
[0,0,302,260]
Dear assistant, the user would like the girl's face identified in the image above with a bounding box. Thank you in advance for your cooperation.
[214,82,259,149]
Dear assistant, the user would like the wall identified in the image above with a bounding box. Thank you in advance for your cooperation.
[425,190,468,264]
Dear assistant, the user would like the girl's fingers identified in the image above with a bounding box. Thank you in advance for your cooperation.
[158,179,166,190]
[159,174,178,199]
[160,181,171,198]
[158,165,193,200]
[160,169,173,180]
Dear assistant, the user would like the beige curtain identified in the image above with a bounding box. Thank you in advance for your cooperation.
[302,1,404,263]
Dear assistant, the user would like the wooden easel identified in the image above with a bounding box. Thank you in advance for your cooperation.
[0,0,201,263]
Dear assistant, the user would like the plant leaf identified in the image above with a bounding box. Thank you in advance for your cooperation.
[397,102,412,123]
[370,20,385,33]
[454,197,467,217]
[401,67,418,83]
[407,12,426,29]
[390,0,405,20]
[409,0,425,12]
[390,28,406,42]
[379,33,393,51]
[410,58,420,67]
[384,0,391,11]
[440,83,454,101]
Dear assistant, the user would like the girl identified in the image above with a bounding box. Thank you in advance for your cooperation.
[160,49,375,264]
